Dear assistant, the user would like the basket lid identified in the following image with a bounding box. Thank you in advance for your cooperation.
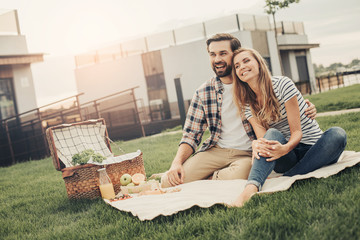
[51,121,112,168]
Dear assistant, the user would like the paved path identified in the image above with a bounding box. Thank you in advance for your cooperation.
[317,108,360,117]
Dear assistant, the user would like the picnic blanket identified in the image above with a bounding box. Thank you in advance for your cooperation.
[105,151,360,221]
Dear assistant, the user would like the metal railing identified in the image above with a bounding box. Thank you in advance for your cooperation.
[0,87,148,167]
[0,94,83,166]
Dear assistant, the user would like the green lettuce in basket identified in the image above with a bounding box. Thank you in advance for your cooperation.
[72,149,106,166]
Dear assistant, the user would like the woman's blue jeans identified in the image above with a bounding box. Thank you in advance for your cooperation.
[247,127,347,190]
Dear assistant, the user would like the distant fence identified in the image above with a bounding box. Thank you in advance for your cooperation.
[295,70,360,95]
[0,87,148,167]
[316,70,360,93]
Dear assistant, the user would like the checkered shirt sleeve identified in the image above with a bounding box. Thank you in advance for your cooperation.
[180,90,208,152]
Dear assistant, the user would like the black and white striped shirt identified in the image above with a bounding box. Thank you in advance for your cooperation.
[244,76,323,145]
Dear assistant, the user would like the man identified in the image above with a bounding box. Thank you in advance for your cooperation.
[161,33,316,188]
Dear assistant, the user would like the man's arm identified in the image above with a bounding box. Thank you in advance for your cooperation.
[166,143,194,186]
[165,89,207,186]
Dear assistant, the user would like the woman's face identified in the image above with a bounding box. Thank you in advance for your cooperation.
[233,51,260,84]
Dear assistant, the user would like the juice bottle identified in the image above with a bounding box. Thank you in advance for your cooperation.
[98,168,115,199]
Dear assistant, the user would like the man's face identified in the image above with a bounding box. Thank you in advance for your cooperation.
[208,40,233,78]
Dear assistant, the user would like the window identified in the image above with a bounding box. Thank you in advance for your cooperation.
[146,73,166,90]
[263,57,272,73]
[296,56,310,82]
[0,78,17,120]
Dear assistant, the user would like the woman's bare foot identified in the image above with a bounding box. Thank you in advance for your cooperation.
[229,184,258,207]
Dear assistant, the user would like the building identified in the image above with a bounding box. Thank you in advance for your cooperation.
[276,21,319,93]
[74,13,319,122]
[0,11,321,166]
[0,9,44,120]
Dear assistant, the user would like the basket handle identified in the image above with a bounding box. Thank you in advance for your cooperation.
[106,136,126,154]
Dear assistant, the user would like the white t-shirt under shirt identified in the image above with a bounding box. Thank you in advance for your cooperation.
[244,76,323,145]
[217,83,252,151]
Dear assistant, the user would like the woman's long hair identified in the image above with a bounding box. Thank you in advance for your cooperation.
[232,48,281,129]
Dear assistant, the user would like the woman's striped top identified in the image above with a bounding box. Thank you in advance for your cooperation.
[244,76,323,145]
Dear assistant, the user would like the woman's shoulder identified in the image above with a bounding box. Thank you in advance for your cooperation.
[271,75,292,83]
[271,76,295,88]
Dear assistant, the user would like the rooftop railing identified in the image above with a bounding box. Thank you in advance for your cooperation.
[74,14,306,68]
[274,21,305,35]
[74,14,284,68]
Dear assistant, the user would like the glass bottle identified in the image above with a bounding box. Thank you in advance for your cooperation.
[98,168,115,199]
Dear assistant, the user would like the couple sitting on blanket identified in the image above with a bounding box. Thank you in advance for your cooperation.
[160,33,347,207]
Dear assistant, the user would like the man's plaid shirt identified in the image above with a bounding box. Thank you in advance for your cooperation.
[180,77,256,153]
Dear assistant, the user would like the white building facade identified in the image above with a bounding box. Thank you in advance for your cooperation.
[0,9,43,120]
[74,13,318,120]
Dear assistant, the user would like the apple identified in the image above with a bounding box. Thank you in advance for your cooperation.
[127,182,135,187]
[120,173,132,186]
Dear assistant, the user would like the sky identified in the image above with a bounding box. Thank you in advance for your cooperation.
[1,0,359,65]
[1,0,359,105]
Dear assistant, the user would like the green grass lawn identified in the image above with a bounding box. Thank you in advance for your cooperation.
[1,111,359,240]
[306,84,360,112]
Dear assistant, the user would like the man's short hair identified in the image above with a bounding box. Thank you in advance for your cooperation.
[206,33,241,52]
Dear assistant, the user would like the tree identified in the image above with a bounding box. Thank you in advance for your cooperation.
[313,58,360,77]
[264,0,300,34]
[349,59,360,68]
[264,0,300,74]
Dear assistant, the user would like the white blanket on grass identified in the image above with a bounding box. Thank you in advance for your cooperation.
[105,151,360,221]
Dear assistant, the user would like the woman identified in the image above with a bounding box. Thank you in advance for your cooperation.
[230,47,347,207]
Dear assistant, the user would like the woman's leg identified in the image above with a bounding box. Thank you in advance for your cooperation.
[284,127,347,176]
[246,128,295,190]
[232,128,296,207]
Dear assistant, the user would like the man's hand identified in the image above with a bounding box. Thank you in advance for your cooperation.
[166,163,184,186]
[164,143,193,187]
[304,99,317,119]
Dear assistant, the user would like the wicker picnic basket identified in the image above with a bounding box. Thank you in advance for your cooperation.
[46,118,145,199]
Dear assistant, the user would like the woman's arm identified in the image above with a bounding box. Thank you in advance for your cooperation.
[248,117,267,161]
[248,117,266,138]
[264,96,302,161]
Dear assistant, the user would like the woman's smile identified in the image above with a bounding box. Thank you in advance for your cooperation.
[234,51,259,83]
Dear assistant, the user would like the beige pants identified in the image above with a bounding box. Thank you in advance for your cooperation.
[161,145,252,188]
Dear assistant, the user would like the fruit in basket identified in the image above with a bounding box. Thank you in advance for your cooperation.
[127,182,135,187]
[132,173,146,185]
[120,173,132,186]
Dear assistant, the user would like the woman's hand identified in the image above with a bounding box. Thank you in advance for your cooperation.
[252,138,273,162]
[253,138,289,162]
[252,138,276,162]
[251,140,261,162]
[259,139,290,161]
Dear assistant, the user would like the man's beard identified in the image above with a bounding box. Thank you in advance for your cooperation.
[213,63,232,78]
